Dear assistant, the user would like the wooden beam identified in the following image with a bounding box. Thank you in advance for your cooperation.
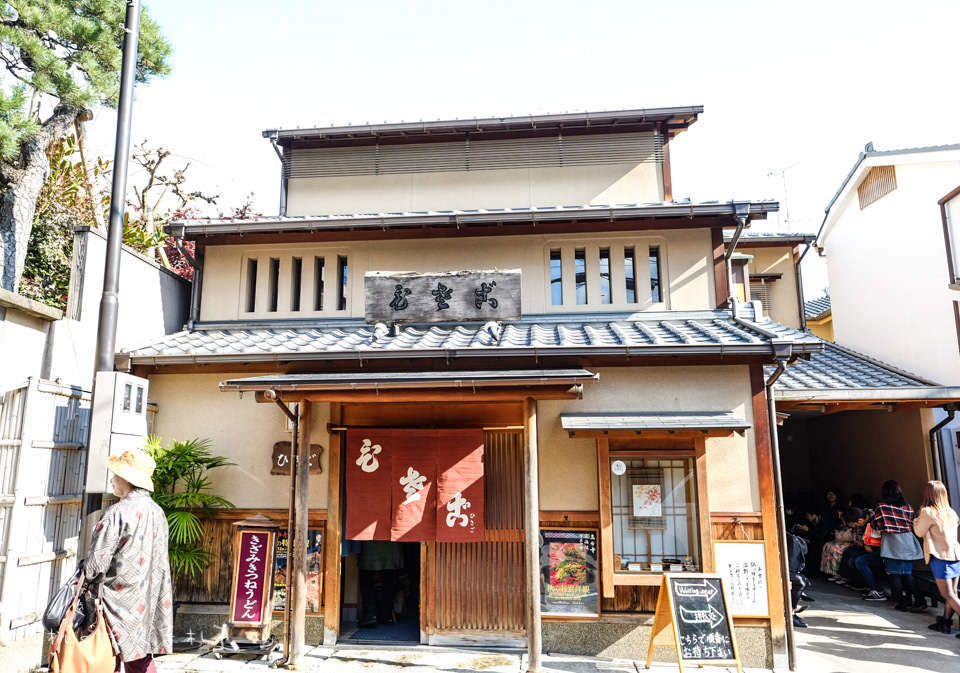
[289,401,311,667]
[323,404,343,645]
[695,436,713,574]
[713,227,729,309]
[523,398,543,673]
[597,437,614,600]
[250,388,583,405]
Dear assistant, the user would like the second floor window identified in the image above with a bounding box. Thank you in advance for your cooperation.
[547,241,665,310]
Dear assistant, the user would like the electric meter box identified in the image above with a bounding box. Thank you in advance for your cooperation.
[86,372,150,490]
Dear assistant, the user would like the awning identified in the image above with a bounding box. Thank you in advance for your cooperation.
[220,369,599,402]
[560,411,750,437]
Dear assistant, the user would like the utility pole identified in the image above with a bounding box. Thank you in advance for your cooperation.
[78,0,143,553]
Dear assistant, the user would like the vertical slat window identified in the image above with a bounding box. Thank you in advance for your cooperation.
[268,258,280,312]
[550,249,563,306]
[599,247,611,304]
[649,247,661,304]
[575,248,587,305]
[291,257,302,312]
[858,165,897,209]
[245,259,258,313]
[314,256,325,311]
[624,247,637,304]
[337,256,348,311]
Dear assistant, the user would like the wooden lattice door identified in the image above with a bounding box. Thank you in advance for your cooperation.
[423,430,526,643]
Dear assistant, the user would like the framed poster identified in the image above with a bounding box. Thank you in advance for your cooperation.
[712,540,769,618]
[539,528,599,618]
[272,528,324,613]
[628,467,666,529]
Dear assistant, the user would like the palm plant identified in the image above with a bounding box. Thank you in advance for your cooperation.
[144,435,235,580]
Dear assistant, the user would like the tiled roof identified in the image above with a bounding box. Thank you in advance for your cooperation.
[560,411,750,432]
[769,340,941,394]
[121,310,822,366]
[803,295,831,320]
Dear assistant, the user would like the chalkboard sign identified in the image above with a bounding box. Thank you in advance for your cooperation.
[538,528,599,617]
[645,573,741,672]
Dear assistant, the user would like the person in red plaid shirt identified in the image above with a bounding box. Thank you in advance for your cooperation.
[869,480,926,612]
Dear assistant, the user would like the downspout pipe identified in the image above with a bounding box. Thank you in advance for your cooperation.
[929,404,958,483]
[172,230,202,329]
[765,353,797,671]
[263,130,288,217]
[724,203,751,305]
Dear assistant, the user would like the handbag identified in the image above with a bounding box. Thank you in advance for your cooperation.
[42,563,84,632]
[834,527,855,544]
[48,581,115,673]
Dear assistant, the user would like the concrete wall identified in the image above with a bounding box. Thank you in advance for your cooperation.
[198,228,715,321]
[286,162,663,217]
[0,290,61,391]
[148,373,330,510]
[822,158,960,385]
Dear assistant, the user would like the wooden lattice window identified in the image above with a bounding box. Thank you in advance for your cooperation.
[858,165,897,209]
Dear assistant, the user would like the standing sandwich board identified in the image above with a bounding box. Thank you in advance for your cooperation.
[645,573,741,673]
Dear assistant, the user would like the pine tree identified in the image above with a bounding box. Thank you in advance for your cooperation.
[0,0,171,292]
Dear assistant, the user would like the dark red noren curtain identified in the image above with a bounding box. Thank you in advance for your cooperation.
[345,430,393,540]
[436,429,485,542]
[390,429,438,541]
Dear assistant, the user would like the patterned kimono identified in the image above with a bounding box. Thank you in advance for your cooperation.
[85,489,174,661]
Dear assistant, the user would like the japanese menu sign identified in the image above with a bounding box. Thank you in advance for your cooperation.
[230,530,275,625]
[272,529,324,613]
[538,528,599,617]
[364,269,521,323]
[712,540,769,617]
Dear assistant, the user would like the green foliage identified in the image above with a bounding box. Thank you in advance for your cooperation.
[20,133,108,307]
[0,85,38,161]
[144,435,235,580]
[0,1,171,111]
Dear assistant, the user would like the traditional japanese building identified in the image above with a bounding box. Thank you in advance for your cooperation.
[122,107,827,669]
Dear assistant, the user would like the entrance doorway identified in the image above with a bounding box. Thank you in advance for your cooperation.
[343,541,420,643]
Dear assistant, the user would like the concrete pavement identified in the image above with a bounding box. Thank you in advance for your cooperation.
[153,581,960,673]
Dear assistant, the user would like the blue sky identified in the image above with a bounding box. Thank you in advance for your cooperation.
[86,0,960,297]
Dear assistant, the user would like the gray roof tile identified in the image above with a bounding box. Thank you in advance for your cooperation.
[804,295,831,320]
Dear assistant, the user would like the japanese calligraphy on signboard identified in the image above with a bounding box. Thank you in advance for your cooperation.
[364,269,521,323]
[270,442,323,476]
[229,530,276,626]
[539,528,599,618]
[712,540,769,618]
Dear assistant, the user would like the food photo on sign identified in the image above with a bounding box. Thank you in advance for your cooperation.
[539,529,599,617]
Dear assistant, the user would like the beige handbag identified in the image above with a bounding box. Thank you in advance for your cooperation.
[48,584,115,673]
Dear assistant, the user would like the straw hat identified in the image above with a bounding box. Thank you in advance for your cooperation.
[106,449,156,492]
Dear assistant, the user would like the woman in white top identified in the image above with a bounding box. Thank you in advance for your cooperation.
[914,480,960,635]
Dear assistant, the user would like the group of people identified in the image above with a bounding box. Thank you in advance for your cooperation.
[788,480,960,636]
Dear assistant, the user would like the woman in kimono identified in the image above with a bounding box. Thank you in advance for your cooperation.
[85,449,174,673]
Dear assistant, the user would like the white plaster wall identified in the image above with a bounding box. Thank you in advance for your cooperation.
[537,365,758,513]
[740,245,802,329]
[286,163,662,217]
[0,309,52,391]
[199,229,715,320]
[147,373,330,510]
[822,160,960,384]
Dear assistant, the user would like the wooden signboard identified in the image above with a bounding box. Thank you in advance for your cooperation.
[270,442,323,475]
[364,269,521,323]
[539,528,600,618]
[228,529,276,640]
[645,573,741,673]
[712,540,769,618]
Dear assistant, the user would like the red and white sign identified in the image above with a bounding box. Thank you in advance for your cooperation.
[345,429,484,542]
[231,530,273,624]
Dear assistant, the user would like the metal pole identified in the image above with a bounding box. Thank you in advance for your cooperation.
[94,0,140,373]
[79,0,142,553]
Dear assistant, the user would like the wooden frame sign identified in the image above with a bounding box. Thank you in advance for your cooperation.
[539,528,599,618]
[645,573,741,673]
[229,529,276,629]
[712,540,769,618]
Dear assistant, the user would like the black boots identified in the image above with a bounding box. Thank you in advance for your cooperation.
[929,616,952,634]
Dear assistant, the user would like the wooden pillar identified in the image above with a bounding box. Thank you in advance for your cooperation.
[523,398,542,673]
[322,404,343,645]
[750,366,788,662]
[289,401,311,668]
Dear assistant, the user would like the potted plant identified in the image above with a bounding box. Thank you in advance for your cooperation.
[144,435,235,579]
